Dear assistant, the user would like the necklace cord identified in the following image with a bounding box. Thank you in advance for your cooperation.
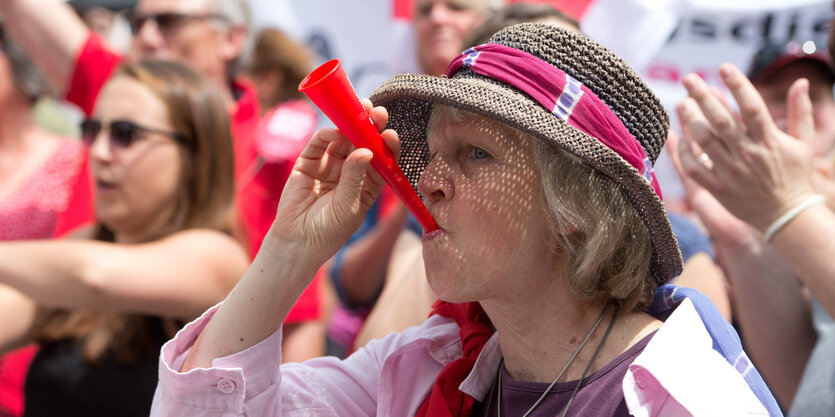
[560,306,619,417]
[496,303,613,417]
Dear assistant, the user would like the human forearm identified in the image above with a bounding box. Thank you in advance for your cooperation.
[339,207,408,305]
[182,234,321,370]
[178,104,393,370]
[715,235,815,407]
[0,240,100,308]
[769,203,835,318]
[0,0,89,93]
[0,284,39,353]
[0,234,245,318]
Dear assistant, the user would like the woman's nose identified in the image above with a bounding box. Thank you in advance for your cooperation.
[133,19,166,54]
[88,131,113,163]
[417,158,453,204]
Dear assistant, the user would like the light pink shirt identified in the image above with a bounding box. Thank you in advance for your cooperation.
[151,299,768,416]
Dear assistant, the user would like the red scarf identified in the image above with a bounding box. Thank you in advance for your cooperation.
[415,301,494,417]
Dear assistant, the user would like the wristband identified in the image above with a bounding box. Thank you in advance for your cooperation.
[763,194,826,242]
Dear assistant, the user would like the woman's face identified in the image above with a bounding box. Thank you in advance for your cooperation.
[89,76,184,242]
[414,0,485,76]
[418,109,559,303]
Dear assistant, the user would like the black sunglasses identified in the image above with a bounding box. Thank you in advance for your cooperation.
[80,119,188,149]
[128,12,226,36]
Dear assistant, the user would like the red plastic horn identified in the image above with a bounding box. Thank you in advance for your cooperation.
[299,59,438,232]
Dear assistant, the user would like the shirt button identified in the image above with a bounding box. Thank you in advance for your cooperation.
[217,378,236,394]
[635,373,646,388]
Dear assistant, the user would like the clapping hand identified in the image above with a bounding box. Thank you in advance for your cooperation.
[676,64,817,233]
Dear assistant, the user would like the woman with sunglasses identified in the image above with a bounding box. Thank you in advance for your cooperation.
[0,60,249,417]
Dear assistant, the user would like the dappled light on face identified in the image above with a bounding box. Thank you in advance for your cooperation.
[419,106,553,302]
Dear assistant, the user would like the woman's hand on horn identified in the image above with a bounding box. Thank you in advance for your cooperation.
[271,99,399,262]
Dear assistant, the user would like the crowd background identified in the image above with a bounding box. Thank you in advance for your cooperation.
[0,0,833,416]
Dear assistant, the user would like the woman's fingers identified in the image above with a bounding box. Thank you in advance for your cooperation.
[682,74,739,155]
[381,128,401,160]
[718,64,775,144]
[368,102,389,133]
[677,127,720,193]
[668,130,701,190]
[299,127,343,160]
[787,78,817,148]
[676,98,730,179]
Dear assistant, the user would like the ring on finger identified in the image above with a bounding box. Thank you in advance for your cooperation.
[697,152,711,166]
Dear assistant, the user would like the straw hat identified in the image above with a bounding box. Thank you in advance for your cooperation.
[369,23,682,284]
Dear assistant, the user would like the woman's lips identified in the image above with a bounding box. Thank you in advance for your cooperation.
[422,227,445,241]
[95,179,117,191]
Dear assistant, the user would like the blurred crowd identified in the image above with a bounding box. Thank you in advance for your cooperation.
[0,0,833,416]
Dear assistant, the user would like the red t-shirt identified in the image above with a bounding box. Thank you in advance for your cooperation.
[0,140,94,417]
[65,33,321,323]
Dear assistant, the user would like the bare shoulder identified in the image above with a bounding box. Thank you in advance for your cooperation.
[163,229,247,256]
[618,311,663,351]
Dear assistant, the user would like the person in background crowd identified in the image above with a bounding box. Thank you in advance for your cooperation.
[0,60,249,417]
[150,24,779,416]
[748,39,835,158]
[463,1,579,46]
[245,27,312,113]
[414,0,503,77]
[0,22,93,417]
[0,0,324,362]
[669,37,835,415]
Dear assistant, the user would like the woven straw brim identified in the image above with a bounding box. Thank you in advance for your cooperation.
[370,73,683,285]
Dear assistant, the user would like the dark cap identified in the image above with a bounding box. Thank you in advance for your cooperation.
[748,39,835,84]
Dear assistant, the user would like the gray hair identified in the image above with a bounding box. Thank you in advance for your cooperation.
[206,0,251,27]
[531,138,655,312]
[205,0,253,75]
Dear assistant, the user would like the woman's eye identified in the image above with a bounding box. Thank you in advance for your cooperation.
[469,147,489,160]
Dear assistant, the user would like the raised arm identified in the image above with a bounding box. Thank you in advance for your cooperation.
[678,64,835,318]
[182,101,395,370]
[669,131,815,406]
[0,0,90,93]
[0,229,249,320]
[0,284,40,354]
[672,72,822,406]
